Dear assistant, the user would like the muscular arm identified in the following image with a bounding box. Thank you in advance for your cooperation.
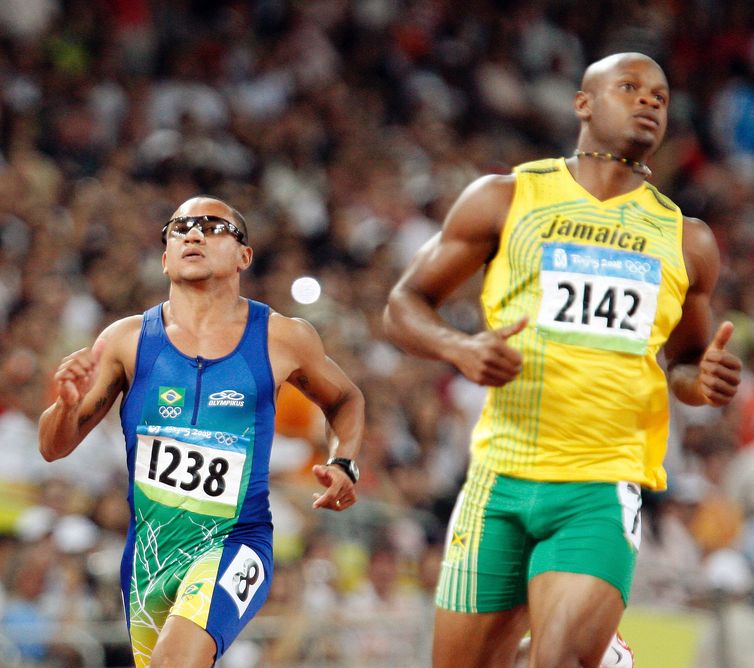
[383,174,527,385]
[285,319,365,461]
[38,317,137,461]
[665,217,741,406]
[271,315,365,510]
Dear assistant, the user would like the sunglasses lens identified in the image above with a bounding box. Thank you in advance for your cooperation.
[173,220,193,235]
[164,216,244,244]
[206,223,226,235]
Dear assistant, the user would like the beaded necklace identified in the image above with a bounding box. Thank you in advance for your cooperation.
[573,150,652,179]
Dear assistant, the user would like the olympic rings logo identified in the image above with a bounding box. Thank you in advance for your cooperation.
[159,406,182,418]
[214,432,238,446]
[624,259,652,274]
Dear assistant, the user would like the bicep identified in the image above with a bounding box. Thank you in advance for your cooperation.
[76,323,133,436]
[397,232,492,307]
[285,321,359,414]
[395,175,513,305]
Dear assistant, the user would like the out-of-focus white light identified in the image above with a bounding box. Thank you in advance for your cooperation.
[291,276,321,304]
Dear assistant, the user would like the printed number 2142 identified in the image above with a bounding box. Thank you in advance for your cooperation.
[554,281,640,330]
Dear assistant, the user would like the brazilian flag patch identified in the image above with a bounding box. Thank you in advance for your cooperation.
[159,386,185,407]
[182,582,203,598]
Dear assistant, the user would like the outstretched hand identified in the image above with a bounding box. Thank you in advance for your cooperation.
[698,321,741,406]
[54,338,106,407]
[311,464,356,511]
[452,316,528,386]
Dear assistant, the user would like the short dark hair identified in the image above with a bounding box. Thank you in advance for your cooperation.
[197,195,248,242]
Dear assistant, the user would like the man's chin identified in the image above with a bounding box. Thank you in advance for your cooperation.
[628,132,662,156]
[175,270,213,283]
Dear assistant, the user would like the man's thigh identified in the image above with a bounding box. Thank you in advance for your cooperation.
[171,542,272,658]
[435,475,533,613]
[528,480,641,605]
[135,540,272,667]
[524,480,641,667]
[433,606,528,668]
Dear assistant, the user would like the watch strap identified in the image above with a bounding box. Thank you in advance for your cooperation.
[326,457,358,483]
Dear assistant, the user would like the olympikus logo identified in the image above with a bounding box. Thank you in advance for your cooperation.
[208,390,245,407]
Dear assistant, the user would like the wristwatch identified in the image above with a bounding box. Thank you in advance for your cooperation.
[326,457,359,484]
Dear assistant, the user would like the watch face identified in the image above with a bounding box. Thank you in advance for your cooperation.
[349,460,360,482]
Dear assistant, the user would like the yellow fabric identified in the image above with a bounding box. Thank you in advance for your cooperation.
[470,158,688,490]
[170,547,223,629]
[130,548,222,668]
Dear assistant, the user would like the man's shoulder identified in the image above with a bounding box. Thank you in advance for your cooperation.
[455,172,517,211]
[100,314,146,363]
[103,313,146,337]
[268,311,318,343]
[681,215,715,245]
[267,312,324,373]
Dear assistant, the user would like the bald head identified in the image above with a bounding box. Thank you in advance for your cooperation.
[573,52,670,159]
[171,196,249,244]
[581,52,666,94]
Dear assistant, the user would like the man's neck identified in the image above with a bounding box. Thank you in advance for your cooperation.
[565,153,648,202]
[572,150,651,178]
[166,284,245,332]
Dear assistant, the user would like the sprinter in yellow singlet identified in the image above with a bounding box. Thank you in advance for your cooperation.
[383,52,742,668]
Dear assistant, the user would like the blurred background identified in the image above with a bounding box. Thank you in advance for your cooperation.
[1,0,754,666]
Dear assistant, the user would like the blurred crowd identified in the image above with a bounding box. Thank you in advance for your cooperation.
[1,0,754,665]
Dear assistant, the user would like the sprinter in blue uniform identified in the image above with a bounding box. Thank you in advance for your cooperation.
[40,196,365,667]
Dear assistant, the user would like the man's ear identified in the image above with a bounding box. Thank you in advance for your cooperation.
[162,251,168,274]
[239,246,253,272]
[574,90,592,121]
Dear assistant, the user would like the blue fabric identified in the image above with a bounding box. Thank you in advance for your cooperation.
[118,300,277,654]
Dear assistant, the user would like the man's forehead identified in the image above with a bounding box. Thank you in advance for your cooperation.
[610,63,668,87]
[583,53,667,90]
[171,198,232,219]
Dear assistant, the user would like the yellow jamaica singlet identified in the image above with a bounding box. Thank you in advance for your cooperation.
[470,157,689,490]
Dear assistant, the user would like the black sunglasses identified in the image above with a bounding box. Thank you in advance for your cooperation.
[161,215,246,245]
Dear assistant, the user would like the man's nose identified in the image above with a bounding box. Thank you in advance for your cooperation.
[638,93,660,109]
[184,225,206,241]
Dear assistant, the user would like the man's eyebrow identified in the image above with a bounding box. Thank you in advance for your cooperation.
[612,73,670,95]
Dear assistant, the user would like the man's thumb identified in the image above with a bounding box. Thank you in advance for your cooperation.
[312,464,330,481]
[710,321,734,351]
[497,316,529,339]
